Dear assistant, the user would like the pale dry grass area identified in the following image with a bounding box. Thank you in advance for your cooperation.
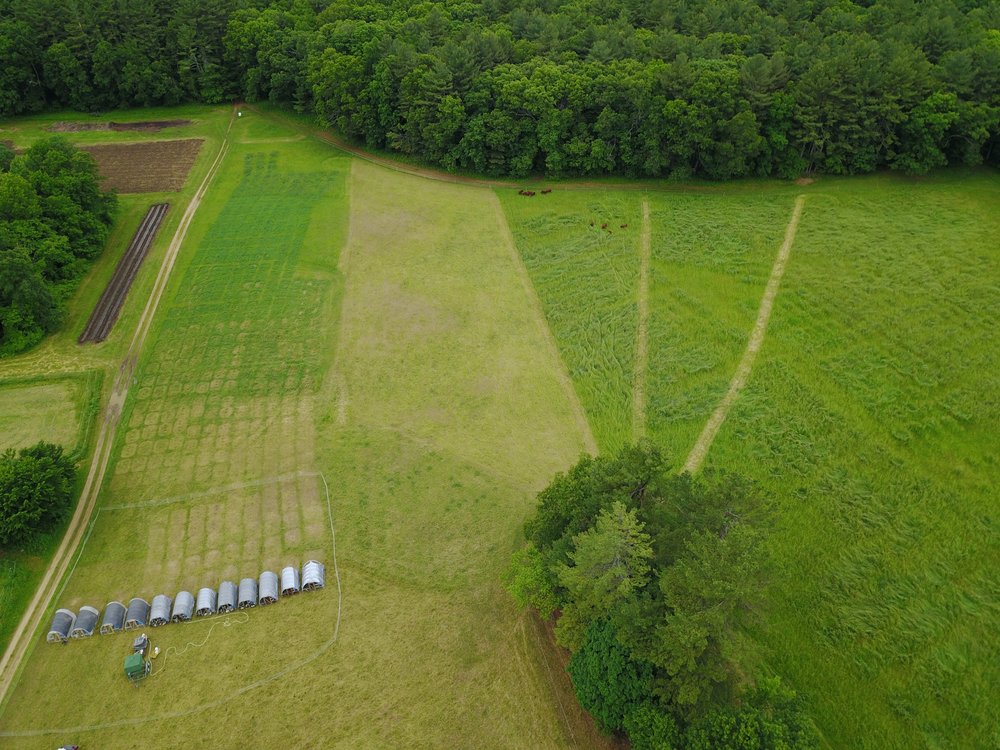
[0,381,80,452]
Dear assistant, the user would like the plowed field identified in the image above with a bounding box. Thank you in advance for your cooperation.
[82,139,203,193]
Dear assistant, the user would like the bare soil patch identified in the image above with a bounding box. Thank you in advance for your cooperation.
[82,139,203,193]
[48,119,191,133]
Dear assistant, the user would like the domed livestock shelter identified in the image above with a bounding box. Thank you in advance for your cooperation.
[302,560,325,591]
[218,580,238,613]
[195,587,217,617]
[237,578,257,609]
[46,609,76,644]
[70,606,100,638]
[280,566,300,597]
[150,595,173,627]
[124,598,150,631]
[258,571,278,605]
[172,591,195,622]
[100,601,126,634]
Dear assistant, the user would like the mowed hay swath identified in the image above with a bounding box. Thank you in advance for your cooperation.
[78,202,169,343]
[82,139,203,193]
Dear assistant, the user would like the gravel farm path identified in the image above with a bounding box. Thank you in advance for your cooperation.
[0,108,236,707]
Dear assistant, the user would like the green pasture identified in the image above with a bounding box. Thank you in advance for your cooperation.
[1,98,997,750]
[707,172,1000,750]
[0,113,603,748]
[500,171,1000,749]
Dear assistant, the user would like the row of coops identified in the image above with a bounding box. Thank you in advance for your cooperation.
[46,561,326,643]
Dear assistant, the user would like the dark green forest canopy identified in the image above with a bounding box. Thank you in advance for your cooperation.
[0,137,116,354]
[1,0,998,178]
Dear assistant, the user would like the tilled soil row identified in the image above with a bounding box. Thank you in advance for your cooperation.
[78,202,169,344]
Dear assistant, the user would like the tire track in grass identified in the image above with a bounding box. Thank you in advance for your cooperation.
[492,194,598,456]
[682,195,806,474]
[632,199,651,441]
[0,108,237,709]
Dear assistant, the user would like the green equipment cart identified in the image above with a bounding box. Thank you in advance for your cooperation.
[124,651,150,684]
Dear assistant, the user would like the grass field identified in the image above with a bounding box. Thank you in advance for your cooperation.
[499,172,1000,749]
[497,190,643,452]
[0,111,603,748]
[0,379,82,453]
[0,108,230,671]
[706,173,1000,750]
[1,99,996,749]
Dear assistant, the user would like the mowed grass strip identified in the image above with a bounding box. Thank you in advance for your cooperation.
[0,380,80,452]
[705,172,1000,749]
[308,161,604,747]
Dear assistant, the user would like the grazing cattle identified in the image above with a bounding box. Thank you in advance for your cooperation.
[601,223,608,229]
[541,188,552,194]
[620,224,627,228]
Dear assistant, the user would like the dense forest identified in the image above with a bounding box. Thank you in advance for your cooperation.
[0,442,76,548]
[1,0,997,178]
[506,446,818,749]
[0,138,116,354]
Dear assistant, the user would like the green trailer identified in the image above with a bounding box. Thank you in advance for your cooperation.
[124,651,150,684]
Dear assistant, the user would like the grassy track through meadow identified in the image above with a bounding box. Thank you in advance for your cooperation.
[682,194,805,472]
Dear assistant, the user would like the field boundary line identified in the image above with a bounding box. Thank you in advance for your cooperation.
[0,107,237,709]
[490,193,598,455]
[0,470,342,738]
[633,199,651,441]
[682,195,806,474]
